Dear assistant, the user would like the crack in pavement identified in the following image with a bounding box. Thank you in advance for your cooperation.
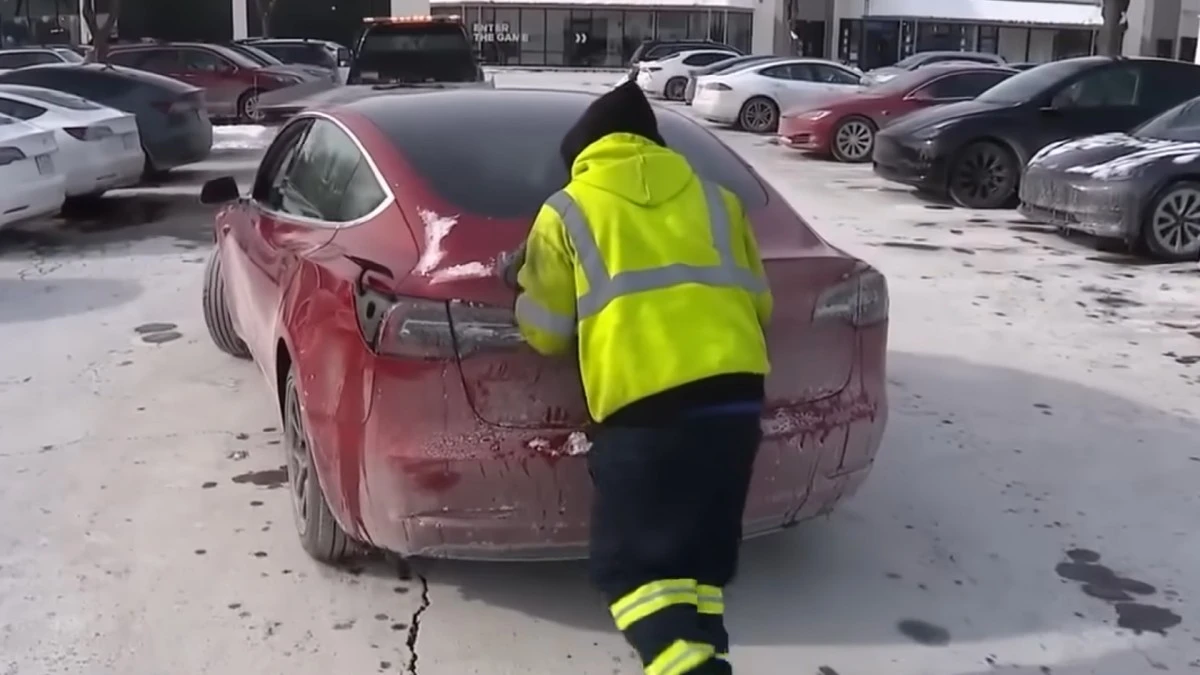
[405,572,431,675]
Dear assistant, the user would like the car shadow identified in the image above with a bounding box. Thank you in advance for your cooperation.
[0,193,215,256]
[413,351,1199,653]
[0,277,143,323]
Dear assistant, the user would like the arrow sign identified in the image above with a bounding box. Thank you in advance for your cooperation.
[574,32,589,44]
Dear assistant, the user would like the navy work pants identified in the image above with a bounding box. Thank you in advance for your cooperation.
[587,414,761,675]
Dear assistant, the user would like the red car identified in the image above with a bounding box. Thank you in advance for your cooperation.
[199,89,889,562]
[778,64,1016,163]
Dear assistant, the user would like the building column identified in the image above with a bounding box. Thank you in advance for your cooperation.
[78,0,90,43]
[752,0,787,54]
[232,0,248,39]
[391,0,431,15]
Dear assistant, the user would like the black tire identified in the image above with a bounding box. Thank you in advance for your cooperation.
[737,96,779,133]
[947,141,1019,209]
[283,367,355,563]
[202,250,251,359]
[1141,180,1200,262]
[664,77,688,101]
[237,89,263,123]
[830,116,876,163]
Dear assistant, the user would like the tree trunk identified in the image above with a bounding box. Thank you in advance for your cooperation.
[255,0,278,37]
[82,0,121,62]
[1098,0,1130,56]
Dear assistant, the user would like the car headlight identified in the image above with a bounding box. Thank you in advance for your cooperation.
[801,110,831,120]
[873,73,896,83]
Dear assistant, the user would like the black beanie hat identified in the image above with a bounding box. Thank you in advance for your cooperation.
[559,81,667,170]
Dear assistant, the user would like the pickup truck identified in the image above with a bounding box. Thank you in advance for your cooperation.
[257,15,493,121]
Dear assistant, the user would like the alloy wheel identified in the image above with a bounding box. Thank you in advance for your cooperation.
[284,385,312,535]
[740,98,777,133]
[242,93,261,122]
[950,143,1014,208]
[666,78,686,100]
[1150,187,1200,257]
[834,119,874,162]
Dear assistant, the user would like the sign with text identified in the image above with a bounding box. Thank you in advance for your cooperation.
[473,22,528,43]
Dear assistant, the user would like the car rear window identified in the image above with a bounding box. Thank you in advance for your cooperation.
[361,24,470,53]
[977,58,1100,104]
[0,85,100,109]
[367,92,767,218]
[55,49,83,63]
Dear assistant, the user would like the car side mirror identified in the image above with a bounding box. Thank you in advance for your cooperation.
[200,176,240,204]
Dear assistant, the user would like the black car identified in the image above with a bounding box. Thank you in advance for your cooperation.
[626,39,742,79]
[0,63,212,175]
[684,54,782,104]
[1020,98,1200,261]
[347,15,483,84]
[862,50,1006,86]
[236,37,349,81]
[872,56,1200,209]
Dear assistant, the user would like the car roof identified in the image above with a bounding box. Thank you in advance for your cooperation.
[9,63,201,92]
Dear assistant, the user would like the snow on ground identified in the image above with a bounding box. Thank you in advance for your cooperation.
[1,73,1198,674]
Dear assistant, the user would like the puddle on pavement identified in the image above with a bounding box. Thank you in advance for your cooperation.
[231,466,287,489]
[1054,548,1181,635]
[896,618,951,645]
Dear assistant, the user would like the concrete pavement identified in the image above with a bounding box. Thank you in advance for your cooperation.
[1,79,1199,674]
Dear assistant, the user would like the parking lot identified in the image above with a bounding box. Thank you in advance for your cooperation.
[1,70,1199,674]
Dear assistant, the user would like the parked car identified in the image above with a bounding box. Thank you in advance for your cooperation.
[683,54,782,104]
[0,84,142,198]
[636,48,738,100]
[196,88,889,562]
[0,46,83,73]
[0,112,64,229]
[348,15,484,85]
[0,64,212,176]
[237,37,350,84]
[107,42,310,121]
[779,64,1017,162]
[872,57,1200,209]
[692,58,864,133]
[224,42,339,84]
[862,50,1006,86]
[629,39,742,69]
[1020,97,1200,261]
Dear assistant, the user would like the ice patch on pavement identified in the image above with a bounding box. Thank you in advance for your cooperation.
[429,261,495,283]
[525,432,591,457]
[212,124,276,150]
[414,209,458,275]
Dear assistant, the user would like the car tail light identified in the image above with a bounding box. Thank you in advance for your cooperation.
[812,265,888,327]
[63,125,113,141]
[0,146,26,166]
[703,82,732,91]
[374,296,522,359]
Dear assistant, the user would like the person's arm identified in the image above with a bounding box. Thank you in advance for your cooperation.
[725,190,773,327]
[512,202,577,355]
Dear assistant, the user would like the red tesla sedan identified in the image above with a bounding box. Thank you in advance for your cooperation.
[778,64,1016,162]
[199,88,889,562]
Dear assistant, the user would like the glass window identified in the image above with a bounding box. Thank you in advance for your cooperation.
[252,119,310,206]
[978,26,999,54]
[0,96,45,120]
[917,71,1001,99]
[809,63,860,84]
[180,49,231,73]
[1053,29,1093,60]
[520,8,546,65]
[2,86,100,110]
[337,159,388,221]
[682,51,732,67]
[657,11,688,41]
[475,7,521,65]
[1136,98,1200,141]
[622,11,654,63]
[0,52,58,68]
[1052,65,1139,108]
[916,23,966,52]
[107,50,145,67]
[760,63,807,80]
[838,18,863,65]
[977,58,1098,104]
[53,49,83,64]
[592,10,623,68]
[1180,37,1197,62]
[545,9,568,66]
[709,11,726,43]
[374,96,768,219]
[686,11,708,40]
[138,49,183,73]
[281,120,365,222]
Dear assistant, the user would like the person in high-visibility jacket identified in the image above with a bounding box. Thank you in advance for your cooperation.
[499,81,771,675]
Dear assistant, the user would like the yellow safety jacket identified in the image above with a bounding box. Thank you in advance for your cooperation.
[514,132,772,423]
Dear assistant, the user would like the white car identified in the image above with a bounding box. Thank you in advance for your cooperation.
[0,112,65,229]
[0,85,142,198]
[691,58,864,133]
[635,48,738,101]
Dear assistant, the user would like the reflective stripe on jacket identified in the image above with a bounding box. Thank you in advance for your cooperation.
[514,132,772,423]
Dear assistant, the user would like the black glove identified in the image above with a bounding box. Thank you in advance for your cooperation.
[496,242,526,290]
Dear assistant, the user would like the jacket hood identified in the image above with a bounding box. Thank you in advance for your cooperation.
[560,81,666,169]
[570,133,693,207]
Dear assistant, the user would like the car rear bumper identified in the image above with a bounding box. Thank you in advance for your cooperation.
[691,92,741,124]
[0,170,64,228]
[346,325,888,561]
[62,134,144,196]
[145,117,213,171]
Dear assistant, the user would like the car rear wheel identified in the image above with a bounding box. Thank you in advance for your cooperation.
[738,96,779,133]
[238,89,263,123]
[830,116,876,163]
[948,141,1019,209]
[202,250,250,359]
[664,77,688,101]
[283,366,356,563]
[1142,181,1200,262]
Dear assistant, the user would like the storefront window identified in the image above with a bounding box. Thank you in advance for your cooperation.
[862,20,899,70]
[685,11,707,40]
[1053,29,1094,60]
[838,18,863,66]
[916,22,966,52]
[997,26,1028,62]
[656,11,687,41]
[519,8,545,65]
[622,10,653,62]
[592,10,623,67]
[978,25,999,54]
[708,11,725,43]
[545,8,567,65]
[727,11,752,52]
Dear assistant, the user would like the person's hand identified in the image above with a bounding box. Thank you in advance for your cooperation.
[496,242,526,290]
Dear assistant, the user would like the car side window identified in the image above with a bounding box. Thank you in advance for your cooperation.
[138,49,181,73]
[107,50,145,67]
[181,49,231,73]
[278,119,370,223]
[1139,64,1200,109]
[0,52,54,68]
[338,158,387,221]
[921,72,1003,100]
[252,119,312,208]
[683,52,729,67]
[759,63,798,80]
[0,96,45,120]
[1054,65,1140,108]
[810,64,860,84]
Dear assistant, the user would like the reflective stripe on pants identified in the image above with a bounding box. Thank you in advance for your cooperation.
[609,579,726,674]
[697,584,729,657]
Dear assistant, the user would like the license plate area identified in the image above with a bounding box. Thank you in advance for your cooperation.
[35,154,53,175]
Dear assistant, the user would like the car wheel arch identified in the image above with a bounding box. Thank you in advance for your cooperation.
[945,135,1022,187]
[1140,175,1200,260]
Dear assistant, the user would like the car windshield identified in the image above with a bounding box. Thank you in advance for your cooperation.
[1134,98,1200,141]
[54,49,83,63]
[365,91,767,219]
[231,44,281,66]
[0,84,100,109]
[976,59,1097,104]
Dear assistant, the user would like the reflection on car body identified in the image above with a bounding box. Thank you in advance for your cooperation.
[199,88,889,562]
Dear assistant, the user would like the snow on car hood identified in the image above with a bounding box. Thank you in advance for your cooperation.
[1029,132,1200,180]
